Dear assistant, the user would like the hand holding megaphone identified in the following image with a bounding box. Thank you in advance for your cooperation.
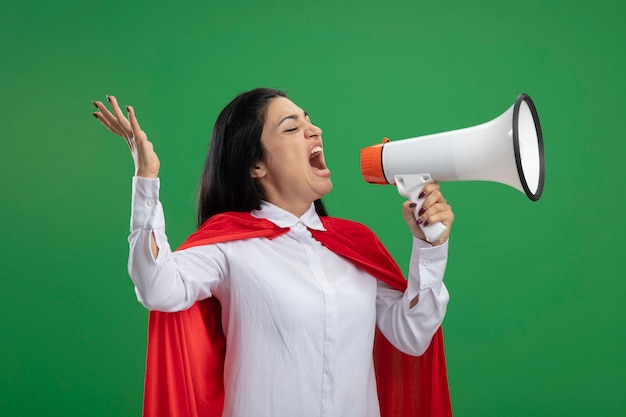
[397,173,449,243]
[360,93,545,242]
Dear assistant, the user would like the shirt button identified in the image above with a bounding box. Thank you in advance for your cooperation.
[296,221,304,228]
[147,199,155,207]
[423,259,431,266]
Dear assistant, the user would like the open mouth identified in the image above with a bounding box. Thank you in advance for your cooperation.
[309,146,327,171]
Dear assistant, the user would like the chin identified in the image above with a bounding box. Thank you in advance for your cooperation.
[316,179,333,198]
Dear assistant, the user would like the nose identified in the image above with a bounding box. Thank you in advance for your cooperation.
[305,121,322,138]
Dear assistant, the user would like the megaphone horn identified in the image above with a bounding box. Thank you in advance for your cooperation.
[360,93,545,242]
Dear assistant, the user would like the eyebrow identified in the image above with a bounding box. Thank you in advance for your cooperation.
[276,111,309,128]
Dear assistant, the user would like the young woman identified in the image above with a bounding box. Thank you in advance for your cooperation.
[92,88,455,417]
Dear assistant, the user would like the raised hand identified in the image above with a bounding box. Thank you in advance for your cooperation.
[92,95,160,178]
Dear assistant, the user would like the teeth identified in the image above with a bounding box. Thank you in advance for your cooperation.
[310,146,323,158]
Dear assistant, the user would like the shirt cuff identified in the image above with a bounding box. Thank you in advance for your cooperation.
[407,237,448,296]
[130,176,165,230]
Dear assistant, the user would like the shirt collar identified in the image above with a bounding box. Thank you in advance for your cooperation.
[251,201,326,231]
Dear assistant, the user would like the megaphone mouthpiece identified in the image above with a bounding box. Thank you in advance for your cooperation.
[360,138,389,184]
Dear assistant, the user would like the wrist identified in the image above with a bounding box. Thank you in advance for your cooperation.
[136,169,159,179]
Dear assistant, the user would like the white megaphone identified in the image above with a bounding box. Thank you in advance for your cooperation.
[360,93,545,243]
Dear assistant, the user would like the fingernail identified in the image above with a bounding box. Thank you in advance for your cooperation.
[416,218,424,225]
[126,105,130,112]
[92,101,98,109]
[424,221,429,227]
[418,208,425,216]
[418,191,426,199]
[409,203,417,208]
[92,112,99,118]
[106,95,111,102]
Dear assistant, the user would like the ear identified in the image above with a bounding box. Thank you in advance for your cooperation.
[250,162,266,179]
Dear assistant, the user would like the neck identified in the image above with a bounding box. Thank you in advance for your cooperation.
[264,198,312,218]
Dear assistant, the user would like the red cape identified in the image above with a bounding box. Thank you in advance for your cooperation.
[143,212,452,417]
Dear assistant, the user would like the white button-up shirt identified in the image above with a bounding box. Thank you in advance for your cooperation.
[128,177,450,417]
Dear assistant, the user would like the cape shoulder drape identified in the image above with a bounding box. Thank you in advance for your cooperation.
[142,211,452,417]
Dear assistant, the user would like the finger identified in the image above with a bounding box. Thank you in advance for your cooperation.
[106,95,133,133]
[93,99,124,130]
[94,99,134,147]
[423,203,454,227]
[422,182,441,195]
[92,109,134,151]
[421,189,446,212]
[92,109,124,135]
[419,183,443,207]
[425,212,454,228]
[402,200,418,220]
[401,201,427,237]
[126,105,146,143]
[403,200,417,212]
[92,101,135,151]
[422,200,451,216]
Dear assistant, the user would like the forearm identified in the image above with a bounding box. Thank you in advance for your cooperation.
[128,176,215,312]
[376,238,450,356]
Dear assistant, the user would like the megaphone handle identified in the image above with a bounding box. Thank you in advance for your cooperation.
[394,174,447,243]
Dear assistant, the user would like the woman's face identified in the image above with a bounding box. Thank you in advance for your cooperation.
[253,96,332,216]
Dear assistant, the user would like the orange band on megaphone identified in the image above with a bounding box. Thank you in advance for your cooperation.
[360,138,390,184]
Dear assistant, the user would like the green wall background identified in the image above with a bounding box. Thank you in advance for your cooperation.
[1,0,624,415]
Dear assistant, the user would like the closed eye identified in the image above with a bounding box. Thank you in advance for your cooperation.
[277,111,310,130]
